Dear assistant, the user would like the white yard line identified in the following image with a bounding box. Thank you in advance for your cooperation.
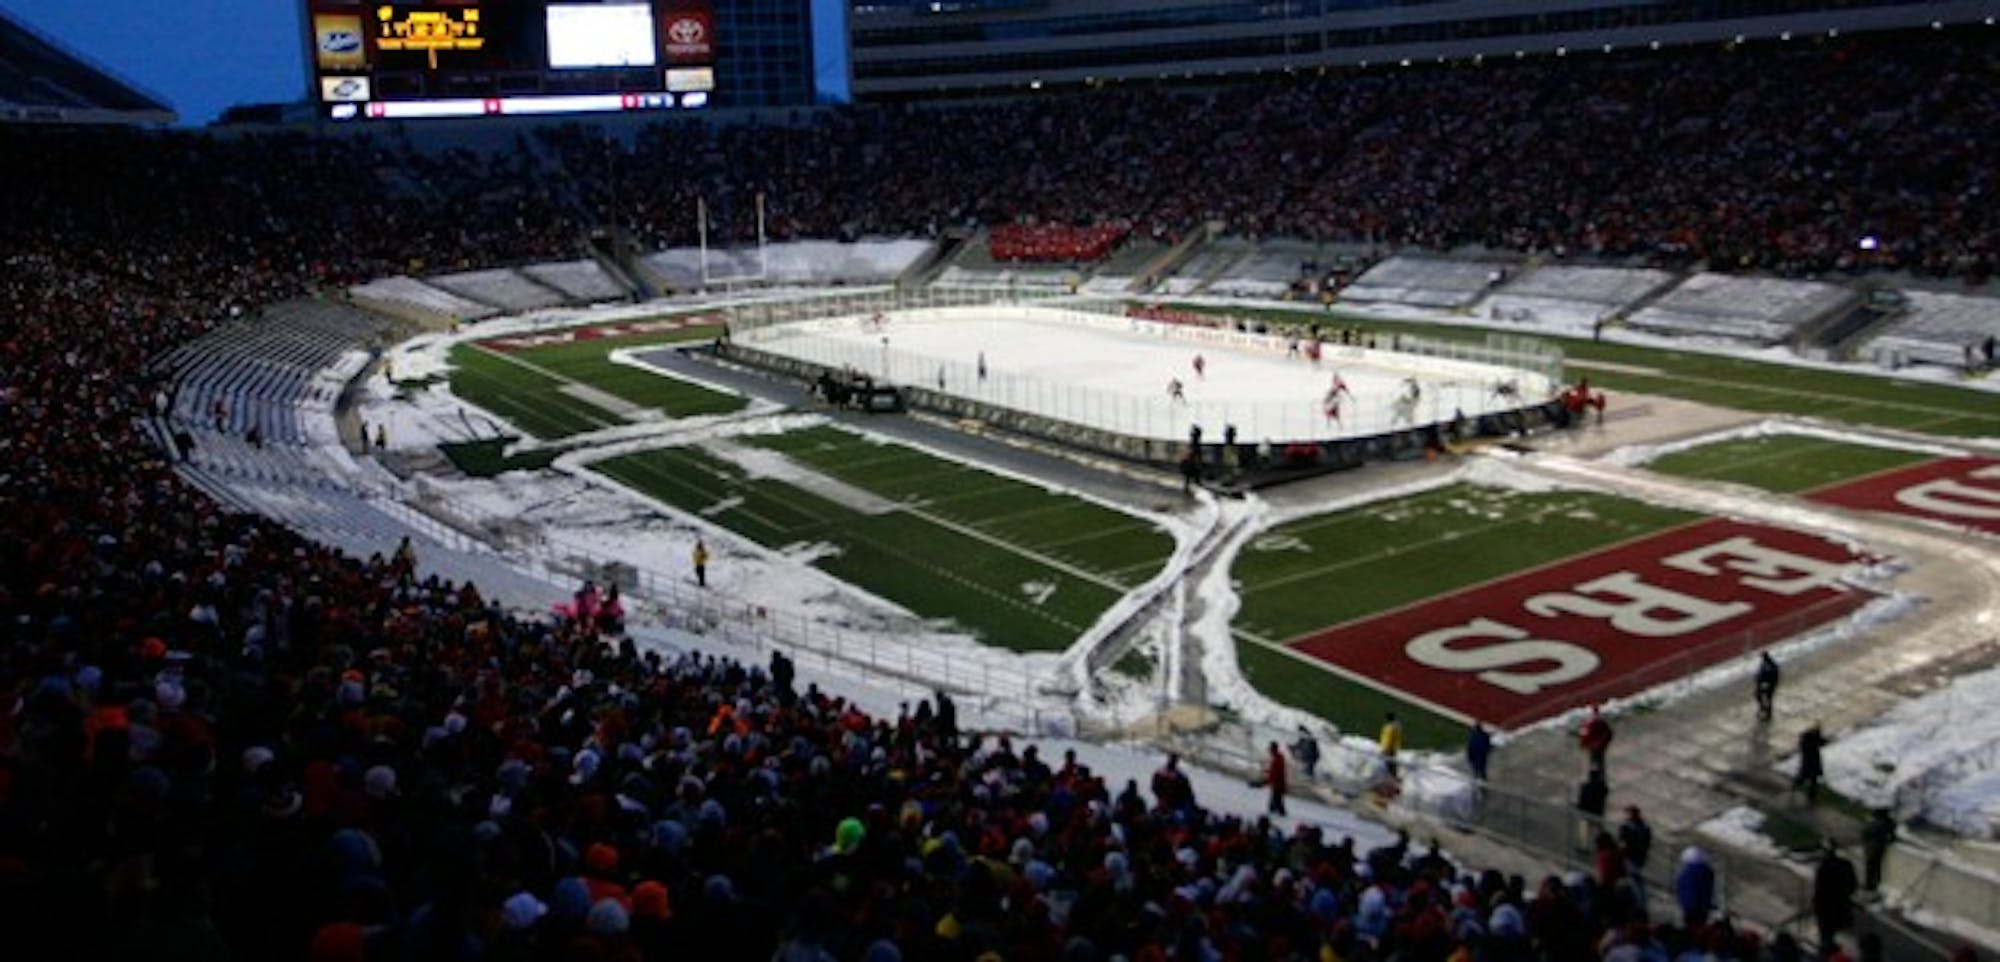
[467,343,622,429]
[1230,625,1476,725]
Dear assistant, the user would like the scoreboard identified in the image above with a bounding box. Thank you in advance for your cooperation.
[307,1,718,121]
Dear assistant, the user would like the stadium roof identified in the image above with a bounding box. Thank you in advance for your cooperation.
[0,6,174,126]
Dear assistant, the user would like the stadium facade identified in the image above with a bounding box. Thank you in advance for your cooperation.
[849,0,1999,98]
[0,6,174,125]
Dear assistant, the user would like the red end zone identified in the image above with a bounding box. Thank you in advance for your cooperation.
[479,314,722,353]
[1289,518,1879,730]
[1808,456,2000,534]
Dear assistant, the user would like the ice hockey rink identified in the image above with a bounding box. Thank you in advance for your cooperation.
[738,304,1560,442]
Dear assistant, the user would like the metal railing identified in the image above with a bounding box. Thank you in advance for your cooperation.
[442,515,1072,738]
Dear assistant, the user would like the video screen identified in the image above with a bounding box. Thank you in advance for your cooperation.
[547,4,658,69]
[306,0,717,120]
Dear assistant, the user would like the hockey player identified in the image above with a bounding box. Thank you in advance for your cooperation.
[1192,354,1206,379]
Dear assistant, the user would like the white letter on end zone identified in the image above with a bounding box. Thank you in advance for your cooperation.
[1893,468,2000,520]
[1662,536,1851,596]
[1405,617,1600,696]
[1523,571,1752,637]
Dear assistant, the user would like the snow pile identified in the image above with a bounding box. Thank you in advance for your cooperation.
[1600,419,1969,468]
[1826,658,2000,839]
[1697,806,1787,859]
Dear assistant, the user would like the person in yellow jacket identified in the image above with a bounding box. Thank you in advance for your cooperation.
[1379,711,1404,778]
[692,537,710,588]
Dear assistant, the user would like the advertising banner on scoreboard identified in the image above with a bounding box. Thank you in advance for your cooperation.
[313,12,367,71]
[658,1,716,65]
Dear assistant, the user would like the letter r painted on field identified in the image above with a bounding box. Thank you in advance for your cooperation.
[1893,465,2000,520]
[1404,617,1600,695]
[1661,536,1853,596]
[1522,571,1753,637]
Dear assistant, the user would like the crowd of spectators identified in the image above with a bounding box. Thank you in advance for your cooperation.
[544,28,1997,281]
[3,25,1999,962]
[987,224,1132,263]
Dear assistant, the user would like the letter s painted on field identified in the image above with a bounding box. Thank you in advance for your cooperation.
[1404,617,1600,696]
[1893,465,2000,520]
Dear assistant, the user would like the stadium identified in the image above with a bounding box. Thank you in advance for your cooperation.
[5,1,2000,959]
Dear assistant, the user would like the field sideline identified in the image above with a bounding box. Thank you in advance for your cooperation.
[591,424,1175,652]
[438,299,1982,744]
[1174,302,2000,438]
[447,319,741,439]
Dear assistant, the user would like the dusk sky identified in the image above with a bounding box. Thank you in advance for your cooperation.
[4,1,851,126]
[5,1,308,124]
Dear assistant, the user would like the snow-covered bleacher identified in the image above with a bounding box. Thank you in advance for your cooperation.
[1204,240,1320,298]
[1158,244,1248,296]
[932,236,1074,288]
[158,300,388,447]
[642,239,936,288]
[1626,272,1854,344]
[427,268,569,313]
[1076,238,1170,295]
[181,465,565,605]
[1863,290,2000,368]
[521,259,629,303]
[1474,264,1676,335]
[1338,256,1507,309]
[349,275,501,325]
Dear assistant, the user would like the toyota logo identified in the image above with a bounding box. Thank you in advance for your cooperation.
[667,17,705,45]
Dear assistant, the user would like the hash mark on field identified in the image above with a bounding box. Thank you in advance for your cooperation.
[467,344,620,428]
[1243,501,1606,596]
[1032,521,1154,553]
[965,498,1087,531]
[1231,627,1475,724]
[607,456,808,538]
[1655,437,1848,481]
[898,503,1129,593]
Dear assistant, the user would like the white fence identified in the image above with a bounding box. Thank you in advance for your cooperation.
[730,289,1563,444]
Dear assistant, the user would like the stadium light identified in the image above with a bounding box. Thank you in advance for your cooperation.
[1858,236,1881,251]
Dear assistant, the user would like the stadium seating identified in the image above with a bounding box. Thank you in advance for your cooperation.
[1863,290,2000,368]
[987,223,1130,263]
[1474,265,1680,334]
[15,26,2000,960]
[521,259,633,303]
[1341,257,1511,310]
[428,268,573,313]
[640,239,936,289]
[1626,274,1858,345]
[350,275,505,326]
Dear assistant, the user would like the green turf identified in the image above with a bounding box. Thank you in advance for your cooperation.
[1643,434,1935,494]
[447,323,743,440]
[746,426,1173,578]
[1170,302,2000,439]
[507,324,744,418]
[438,437,561,478]
[1229,484,1697,748]
[447,344,616,439]
[593,427,1173,652]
